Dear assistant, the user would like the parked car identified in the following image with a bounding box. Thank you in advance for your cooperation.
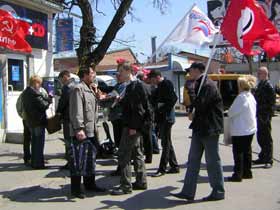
[183,74,249,110]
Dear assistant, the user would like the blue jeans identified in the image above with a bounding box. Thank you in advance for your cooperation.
[29,126,45,168]
[181,133,225,198]
[151,126,159,152]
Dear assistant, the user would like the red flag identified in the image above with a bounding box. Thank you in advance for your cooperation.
[221,0,280,57]
[0,9,32,53]
[260,33,280,58]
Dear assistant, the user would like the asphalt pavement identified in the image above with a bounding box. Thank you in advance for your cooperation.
[0,114,279,210]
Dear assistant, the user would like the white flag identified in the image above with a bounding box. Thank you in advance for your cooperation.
[164,5,219,47]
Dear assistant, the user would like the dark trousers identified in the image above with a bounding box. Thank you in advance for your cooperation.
[181,134,224,198]
[71,175,96,193]
[257,115,273,162]
[158,122,179,172]
[29,126,45,168]
[63,121,71,162]
[118,128,147,191]
[232,135,254,178]
[151,126,160,153]
[142,125,153,162]
[112,119,123,148]
[23,120,31,162]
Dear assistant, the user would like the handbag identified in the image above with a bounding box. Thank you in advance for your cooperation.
[223,117,232,145]
[46,114,62,134]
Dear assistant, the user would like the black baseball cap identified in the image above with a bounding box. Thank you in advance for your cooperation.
[187,62,205,72]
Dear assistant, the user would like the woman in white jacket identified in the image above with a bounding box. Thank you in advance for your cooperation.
[228,75,257,182]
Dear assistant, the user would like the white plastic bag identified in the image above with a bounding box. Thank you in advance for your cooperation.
[223,117,232,145]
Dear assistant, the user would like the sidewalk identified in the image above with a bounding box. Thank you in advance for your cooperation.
[0,116,279,210]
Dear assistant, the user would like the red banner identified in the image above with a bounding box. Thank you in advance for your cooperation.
[0,9,32,53]
[221,0,280,57]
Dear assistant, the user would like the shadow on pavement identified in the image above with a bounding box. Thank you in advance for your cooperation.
[0,163,32,172]
[0,184,75,203]
[45,169,69,178]
[0,152,65,160]
[96,186,190,210]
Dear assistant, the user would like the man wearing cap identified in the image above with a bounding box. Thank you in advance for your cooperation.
[148,70,180,177]
[171,62,225,201]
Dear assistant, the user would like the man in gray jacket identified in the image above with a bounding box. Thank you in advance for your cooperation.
[69,65,105,199]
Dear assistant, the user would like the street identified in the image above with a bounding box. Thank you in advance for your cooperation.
[0,114,279,210]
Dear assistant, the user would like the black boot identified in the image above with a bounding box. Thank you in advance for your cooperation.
[84,175,106,192]
[71,176,85,199]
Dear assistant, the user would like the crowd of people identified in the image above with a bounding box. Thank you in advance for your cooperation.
[16,60,275,201]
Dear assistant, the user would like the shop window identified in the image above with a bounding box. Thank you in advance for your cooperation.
[8,59,24,91]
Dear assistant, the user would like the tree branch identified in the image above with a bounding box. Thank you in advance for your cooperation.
[87,0,134,66]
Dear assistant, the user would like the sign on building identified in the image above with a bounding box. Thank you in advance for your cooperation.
[55,18,73,52]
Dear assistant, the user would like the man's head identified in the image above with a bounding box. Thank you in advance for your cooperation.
[147,70,162,86]
[117,61,133,83]
[78,64,96,85]
[136,71,145,81]
[58,70,71,85]
[257,66,269,81]
[188,62,205,80]
[29,75,42,91]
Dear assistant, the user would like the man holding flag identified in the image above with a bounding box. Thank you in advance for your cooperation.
[156,3,225,202]
[171,63,225,202]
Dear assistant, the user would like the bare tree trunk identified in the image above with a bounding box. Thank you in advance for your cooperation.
[89,0,133,67]
[76,0,133,70]
[76,0,96,69]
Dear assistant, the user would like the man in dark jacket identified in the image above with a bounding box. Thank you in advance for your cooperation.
[56,70,76,169]
[22,75,51,169]
[253,66,275,168]
[111,61,151,195]
[148,70,179,177]
[171,63,225,202]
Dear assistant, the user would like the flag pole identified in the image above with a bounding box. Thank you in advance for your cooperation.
[149,3,197,62]
[197,32,220,95]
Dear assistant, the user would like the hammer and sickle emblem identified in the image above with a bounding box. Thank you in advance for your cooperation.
[1,18,14,34]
